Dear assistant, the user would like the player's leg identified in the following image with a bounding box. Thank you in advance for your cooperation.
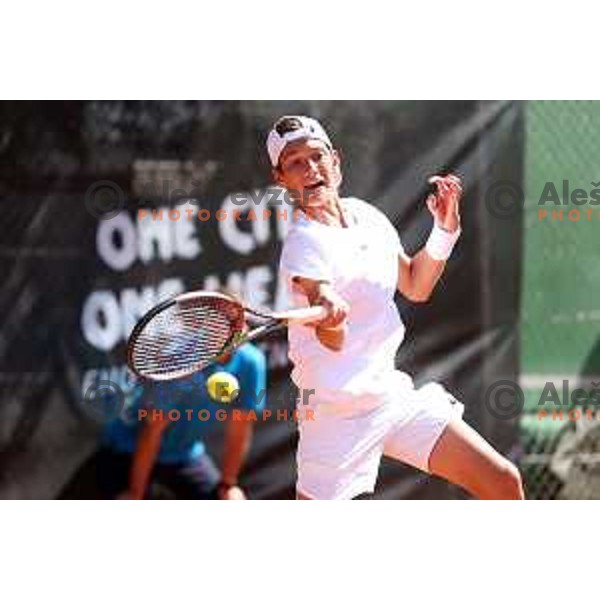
[382,377,524,499]
[427,418,524,500]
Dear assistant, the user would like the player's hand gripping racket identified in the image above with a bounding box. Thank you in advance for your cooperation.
[127,291,327,381]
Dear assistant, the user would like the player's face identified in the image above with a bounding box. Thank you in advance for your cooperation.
[275,139,342,207]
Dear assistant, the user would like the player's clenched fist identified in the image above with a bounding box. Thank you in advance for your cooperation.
[427,174,463,233]
[315,283,349,328]
[314,283,349,352]
[292,277,349,351]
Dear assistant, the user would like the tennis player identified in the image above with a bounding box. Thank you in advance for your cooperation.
[269,115,524,500]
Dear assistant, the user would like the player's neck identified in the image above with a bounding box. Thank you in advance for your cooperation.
[300,195,348,228]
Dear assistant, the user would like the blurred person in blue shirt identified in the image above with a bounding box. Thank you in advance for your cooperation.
[99,343,266,500]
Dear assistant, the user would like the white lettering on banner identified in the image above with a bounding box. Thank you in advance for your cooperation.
[174,209,202,258]
[203,273,239,296]
[138,204,201,263]
[85,190,291,357]
[219,193,266,255]
[201,265,276,313]
[138,214,174,263]
[97,212,137,271]
[81,278,185,351]
[81,291,122,351]
[97,205,201,271]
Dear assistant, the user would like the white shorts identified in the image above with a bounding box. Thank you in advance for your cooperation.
[296,371,464,500]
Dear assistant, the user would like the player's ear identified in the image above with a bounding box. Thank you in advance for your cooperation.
[331,148,340,166]
[331,148,343,186]
[272,166,285,186]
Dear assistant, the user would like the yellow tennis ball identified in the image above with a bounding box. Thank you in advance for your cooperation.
[206,372,240,403]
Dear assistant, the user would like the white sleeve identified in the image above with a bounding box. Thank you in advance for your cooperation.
[279,228,333,284]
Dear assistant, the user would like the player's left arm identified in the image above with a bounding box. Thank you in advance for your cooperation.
[218,350,267,500]
[397,174,463,303]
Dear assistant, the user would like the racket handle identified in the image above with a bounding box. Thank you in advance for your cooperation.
[286,305,328,325]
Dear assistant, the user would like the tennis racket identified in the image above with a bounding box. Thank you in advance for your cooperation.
[127,291,327,381]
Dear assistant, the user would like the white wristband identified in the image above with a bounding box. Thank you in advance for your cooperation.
[425,224,461,261]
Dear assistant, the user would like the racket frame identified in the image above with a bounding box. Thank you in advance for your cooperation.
[127,291,327,381]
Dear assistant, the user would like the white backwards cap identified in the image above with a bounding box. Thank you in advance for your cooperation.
[266,115,332,167]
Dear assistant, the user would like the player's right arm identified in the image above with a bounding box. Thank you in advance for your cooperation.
[120,415,170,500]
[292,276,349,351]
[280,227,348,351]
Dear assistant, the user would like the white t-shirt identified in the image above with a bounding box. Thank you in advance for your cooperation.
[279,197,409,395]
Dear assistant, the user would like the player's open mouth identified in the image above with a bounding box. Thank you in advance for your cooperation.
[305,181,325,190]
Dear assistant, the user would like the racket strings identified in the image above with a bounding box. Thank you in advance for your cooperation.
[131,298,244,378]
